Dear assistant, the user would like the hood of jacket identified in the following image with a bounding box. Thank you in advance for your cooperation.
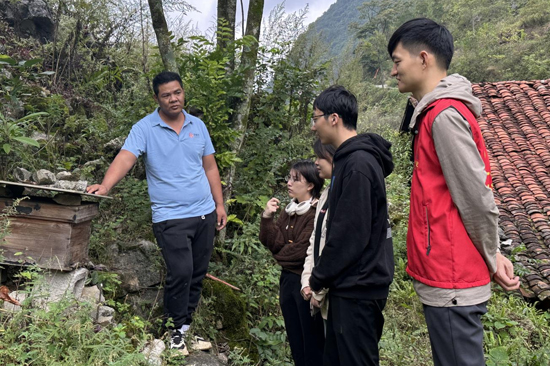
[409,73,482,130]
[334,133,394,178]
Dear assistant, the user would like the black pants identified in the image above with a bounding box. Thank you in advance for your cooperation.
[324,294,387,366]
[279,270,325,366]
[423,302,487,366]
[152,211,216,329]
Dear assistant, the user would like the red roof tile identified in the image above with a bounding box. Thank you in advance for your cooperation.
[473,79,550,301]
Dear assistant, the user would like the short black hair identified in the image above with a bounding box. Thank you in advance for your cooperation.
[313,85,358,131]
[313,138,336,161]
[152,71,184,96]
[387,18,454,70]
[291,160,324,199]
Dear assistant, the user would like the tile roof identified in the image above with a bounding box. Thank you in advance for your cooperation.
[473,79,550,304]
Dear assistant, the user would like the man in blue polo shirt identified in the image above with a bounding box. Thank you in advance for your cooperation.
[87,71,227,354]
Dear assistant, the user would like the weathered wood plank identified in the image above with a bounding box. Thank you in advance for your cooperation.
[0,180,112,199]
[1,217,72,270]
[0,197,99,271]
[68,221,92,266]
[0,197,99,224]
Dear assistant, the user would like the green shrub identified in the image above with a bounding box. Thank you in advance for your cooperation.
[0,290,149,365]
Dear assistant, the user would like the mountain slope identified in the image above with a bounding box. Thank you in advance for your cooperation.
[305,0,366,56]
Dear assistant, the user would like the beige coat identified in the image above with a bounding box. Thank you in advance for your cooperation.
[301,188,329,319]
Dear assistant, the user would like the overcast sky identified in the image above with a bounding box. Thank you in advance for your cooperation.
[177,0,337,34]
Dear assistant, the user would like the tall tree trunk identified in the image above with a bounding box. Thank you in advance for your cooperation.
[217,0,236,50]
[231,0,264,152]
[220,0,264,241]
[217,0,237,73]
[140,0,148,74]
[147,0,177,72]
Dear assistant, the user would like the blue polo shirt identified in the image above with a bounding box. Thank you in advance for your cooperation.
[122,109,216,223]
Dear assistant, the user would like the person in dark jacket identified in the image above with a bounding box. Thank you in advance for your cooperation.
[259,160,325,366]
[309,85,395,366]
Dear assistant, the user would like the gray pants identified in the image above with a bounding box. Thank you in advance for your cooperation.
[423,302,487,366]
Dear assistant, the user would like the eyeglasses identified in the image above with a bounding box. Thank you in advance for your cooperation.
[285,175,302,183]
[310,113,326,127]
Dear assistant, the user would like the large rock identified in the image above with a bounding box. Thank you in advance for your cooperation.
[201,279,258,361]
[32,169,56,185]
[0,0,54,42]
[108,240,164,319]
[217,353,228,364]
[80,285,105,304]
[34,268,89,307]
[52,193,82,206]
[94,305,115,326]
[142,339,165,366]
[56,171,80,182]
[13,167,32,182]
[114,240,163,291]
[53,180,88,192]
[80,285,107,321]
[125,287,164,321]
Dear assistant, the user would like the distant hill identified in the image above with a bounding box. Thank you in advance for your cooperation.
[304,0,366,56]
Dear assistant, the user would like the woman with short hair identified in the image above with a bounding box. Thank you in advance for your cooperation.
[259,159,325,366]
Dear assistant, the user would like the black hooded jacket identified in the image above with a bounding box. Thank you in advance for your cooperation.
[309,133,395,299]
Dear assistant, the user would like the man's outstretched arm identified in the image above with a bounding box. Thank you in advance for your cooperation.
[86,150,137,195]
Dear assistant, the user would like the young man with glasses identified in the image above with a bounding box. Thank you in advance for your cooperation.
[309,85,395,365]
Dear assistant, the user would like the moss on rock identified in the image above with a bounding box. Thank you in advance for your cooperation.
[201,279,259,361]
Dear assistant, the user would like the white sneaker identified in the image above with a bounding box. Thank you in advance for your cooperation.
[170,330,189,356]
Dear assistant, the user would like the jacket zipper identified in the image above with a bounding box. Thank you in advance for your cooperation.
[425,206,431,256]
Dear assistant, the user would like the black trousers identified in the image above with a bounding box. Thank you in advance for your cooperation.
[152,211,216,329]
[279,270,325,366]
[324,294,387,366]
[423,302,487,366]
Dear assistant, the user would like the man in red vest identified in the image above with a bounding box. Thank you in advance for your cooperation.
[388,18,520,365]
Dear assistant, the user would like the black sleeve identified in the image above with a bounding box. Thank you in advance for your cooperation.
[309,170,373,291]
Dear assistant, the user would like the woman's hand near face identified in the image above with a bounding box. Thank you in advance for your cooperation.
[263,197,280,217]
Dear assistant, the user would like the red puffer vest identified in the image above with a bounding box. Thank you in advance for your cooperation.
[406,99,492,289]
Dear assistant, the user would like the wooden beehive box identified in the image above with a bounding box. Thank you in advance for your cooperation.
[0,197,99,271]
